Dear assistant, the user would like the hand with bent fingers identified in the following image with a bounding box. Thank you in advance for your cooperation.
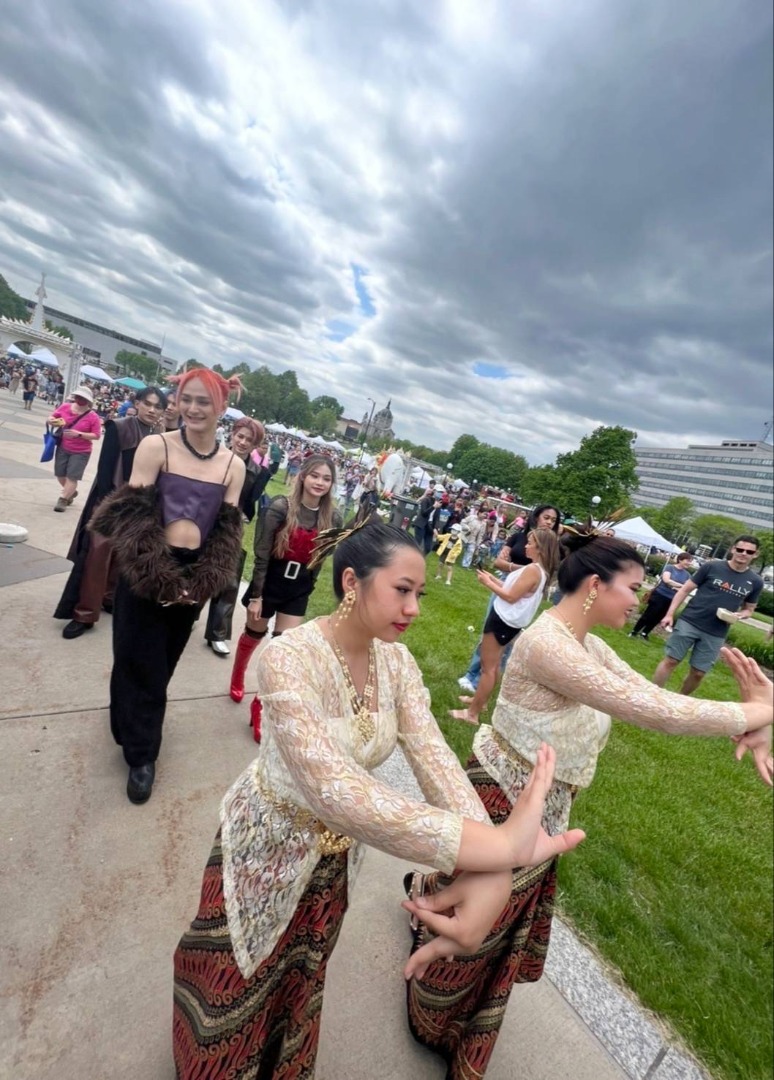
[403,744,586,980]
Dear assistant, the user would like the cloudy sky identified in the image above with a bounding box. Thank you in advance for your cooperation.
[1,0,771,461]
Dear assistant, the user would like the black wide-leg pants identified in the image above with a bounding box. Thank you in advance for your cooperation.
[110,577,201,767]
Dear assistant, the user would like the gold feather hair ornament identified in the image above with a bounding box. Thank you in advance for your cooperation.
[559,506,628,541]
[307,513,374,571]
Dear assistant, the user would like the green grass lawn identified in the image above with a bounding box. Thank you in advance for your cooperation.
[242,495,773,1080]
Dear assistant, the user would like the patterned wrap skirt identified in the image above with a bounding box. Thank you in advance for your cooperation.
[406,755,559,1080]
[173,833,348,1080]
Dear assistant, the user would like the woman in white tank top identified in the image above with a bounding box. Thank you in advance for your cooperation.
[450,528,561,726]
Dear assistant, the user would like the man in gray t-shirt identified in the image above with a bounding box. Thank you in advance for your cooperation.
[652,536,764,695]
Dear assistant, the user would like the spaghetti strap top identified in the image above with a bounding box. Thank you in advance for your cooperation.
[156,435,234,543]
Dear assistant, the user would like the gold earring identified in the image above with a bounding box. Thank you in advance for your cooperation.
[333,589,356,626]
[582,588,598,615]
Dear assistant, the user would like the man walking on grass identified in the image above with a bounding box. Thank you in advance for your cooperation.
[652,535,764,695]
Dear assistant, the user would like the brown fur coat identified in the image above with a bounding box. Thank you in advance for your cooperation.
[88,484,243,604]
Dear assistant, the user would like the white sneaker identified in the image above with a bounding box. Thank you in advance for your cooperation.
[209,640,231,657]
[457,677,475,694]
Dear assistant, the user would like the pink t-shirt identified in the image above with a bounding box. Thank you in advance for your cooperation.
[52,403,102,454]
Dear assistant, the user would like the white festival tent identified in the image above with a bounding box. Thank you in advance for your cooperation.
[6,343,27,358]
[223,407,245,420]
[79,363,114,383]
[611,516,682,554]
[29,347,60,367]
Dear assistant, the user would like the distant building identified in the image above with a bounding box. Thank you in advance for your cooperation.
[635,439,773,529]
[362,400,395,442]
[335,417,364,442]
[23,299,177,374]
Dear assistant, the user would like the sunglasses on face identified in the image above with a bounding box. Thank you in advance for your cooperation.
[733,547,757,555]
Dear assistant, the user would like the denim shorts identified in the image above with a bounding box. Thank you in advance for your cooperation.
[665,619,726,672]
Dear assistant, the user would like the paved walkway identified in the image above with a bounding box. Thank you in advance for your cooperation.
[0,393,710,1079]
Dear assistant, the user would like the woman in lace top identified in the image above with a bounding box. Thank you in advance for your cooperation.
[173,520,583,1080]
[405,531,773,1080]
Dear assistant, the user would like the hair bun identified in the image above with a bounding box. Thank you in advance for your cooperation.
[559,526,601,554]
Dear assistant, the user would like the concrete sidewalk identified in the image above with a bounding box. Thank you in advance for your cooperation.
[0,394,709,1079]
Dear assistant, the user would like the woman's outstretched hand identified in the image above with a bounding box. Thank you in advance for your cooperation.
[722,647,773,710]
[731,728,774,786]
[502,743,586,868]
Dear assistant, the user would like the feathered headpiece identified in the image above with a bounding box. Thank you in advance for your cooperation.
[307,512,374,571]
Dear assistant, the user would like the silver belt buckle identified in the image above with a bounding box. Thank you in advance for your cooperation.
[284,560,301,580]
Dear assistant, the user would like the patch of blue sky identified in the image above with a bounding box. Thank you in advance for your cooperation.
[325,319,355,342]
[351,263,376,316]
[473,361,511,379]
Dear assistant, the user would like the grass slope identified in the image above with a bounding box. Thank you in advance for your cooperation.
[243,493,773,1080]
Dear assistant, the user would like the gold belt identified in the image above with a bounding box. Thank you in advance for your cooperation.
[491,729,578,795]
[262,786,354,856]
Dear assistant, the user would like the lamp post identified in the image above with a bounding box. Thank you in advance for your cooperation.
[359,398,376,463]
[591,495,601,521]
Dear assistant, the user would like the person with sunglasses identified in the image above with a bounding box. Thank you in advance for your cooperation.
[653,535,764,695]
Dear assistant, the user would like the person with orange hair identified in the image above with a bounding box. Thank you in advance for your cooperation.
[89,368,246,804]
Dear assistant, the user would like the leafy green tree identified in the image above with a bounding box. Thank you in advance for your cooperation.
[449,434,480,467]
[752,528,773,571]
[310,407,338,435]
[45,320,72,339]
[115,350,162,382]
[0,274,29,320]
[455,444,528,491]
[519,464,562,508]
[652,497,695,543]
[241,365,281,422]
[311,395,344,418]
[691,513,747,555]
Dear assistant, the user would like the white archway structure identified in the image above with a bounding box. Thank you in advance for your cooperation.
[0,275,80,396]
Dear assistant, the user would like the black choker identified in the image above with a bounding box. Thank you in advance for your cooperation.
[180,426,219,460]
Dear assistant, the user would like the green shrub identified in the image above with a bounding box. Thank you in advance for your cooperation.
[755,590,774,617]
[726,626,774,668]
[646,555,667,576]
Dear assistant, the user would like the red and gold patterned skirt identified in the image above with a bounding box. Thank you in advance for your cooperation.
[406,756,558,1080]
[173,834,348,1080]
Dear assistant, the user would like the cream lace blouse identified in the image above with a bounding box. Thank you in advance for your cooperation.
[475,612,746,804]
[220,619,490,979]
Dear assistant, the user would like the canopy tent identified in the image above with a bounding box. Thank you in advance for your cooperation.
[80,364,114,383]
[410,466,432,489]
[265,422,288,432]
[29,347,60,367]
[611,516,683,554]
[113,376,145,389]
[326,439,345,451]
[6,343,28,358]
[223,407,245,420]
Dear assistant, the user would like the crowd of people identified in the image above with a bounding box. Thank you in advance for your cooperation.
[9,366,772,1079]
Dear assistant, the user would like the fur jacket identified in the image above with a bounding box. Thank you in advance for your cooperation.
[88,484,243,605]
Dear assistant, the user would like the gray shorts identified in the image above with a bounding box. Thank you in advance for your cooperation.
[665,619,727,672]
[54,446,89,481]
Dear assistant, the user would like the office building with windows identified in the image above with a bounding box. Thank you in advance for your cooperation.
[23,299,177,373]
[634,440,773,529]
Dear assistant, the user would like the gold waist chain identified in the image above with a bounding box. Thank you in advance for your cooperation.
[261,784,354,856]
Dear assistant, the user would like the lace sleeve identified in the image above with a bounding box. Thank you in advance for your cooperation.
[391,646,490,824]
[521,623,745,737]
[256,642,466,874]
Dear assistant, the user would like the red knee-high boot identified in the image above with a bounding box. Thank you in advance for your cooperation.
[250,696,263,743]
[229,632,261,702]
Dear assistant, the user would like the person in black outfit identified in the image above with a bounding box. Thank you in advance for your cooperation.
[53,387,168,638]
[204,418,271,656]
[412,488,438,555]
[629,553,693,639]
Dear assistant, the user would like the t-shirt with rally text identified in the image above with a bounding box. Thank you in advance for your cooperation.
[680,559,763,638]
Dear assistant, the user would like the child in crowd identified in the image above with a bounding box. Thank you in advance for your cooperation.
[435,522,463,585]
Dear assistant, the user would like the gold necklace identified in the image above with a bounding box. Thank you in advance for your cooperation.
[331,637,377,744]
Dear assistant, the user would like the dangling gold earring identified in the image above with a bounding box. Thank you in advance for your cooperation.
[582,587,598,615]
[333,589,356,627]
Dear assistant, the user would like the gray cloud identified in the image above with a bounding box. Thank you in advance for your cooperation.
[0,0,771,460]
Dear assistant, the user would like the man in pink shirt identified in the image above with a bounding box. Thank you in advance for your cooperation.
[48,386,102,511]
